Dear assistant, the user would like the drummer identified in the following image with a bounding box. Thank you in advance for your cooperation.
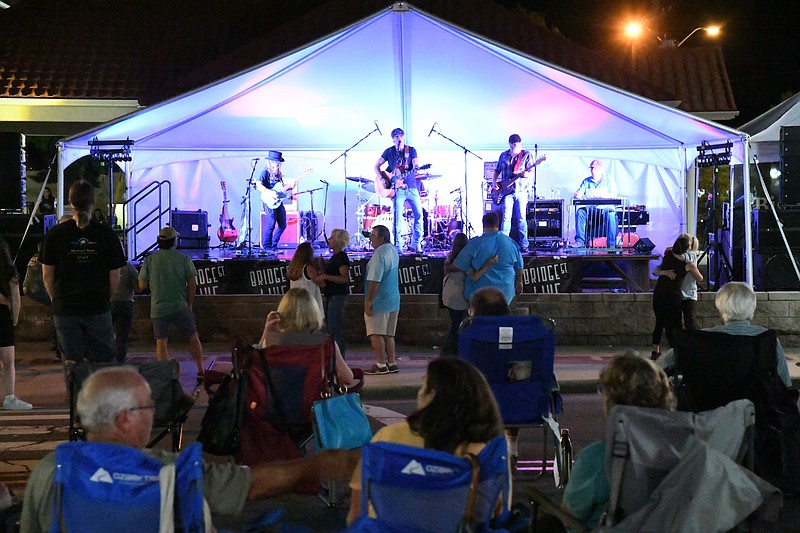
[374,127,423,254]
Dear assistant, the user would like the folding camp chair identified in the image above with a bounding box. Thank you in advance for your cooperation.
[672,328,800,493]
[65,359,195,451]
[458,315,570,484]
[50,441,208,532]
[528,399,781,532]
[347,435,511,533]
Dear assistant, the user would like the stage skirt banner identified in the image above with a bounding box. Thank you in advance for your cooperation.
[190,255,575,296]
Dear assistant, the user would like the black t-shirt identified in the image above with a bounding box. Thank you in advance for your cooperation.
[653,249,688,296]
[41,220,126,316]
[322,250,351,297]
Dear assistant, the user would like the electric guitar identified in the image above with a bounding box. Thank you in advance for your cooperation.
[217,181,239,243]
[377,163,432,199]
[491,154,546,205]
[257,168,313,209]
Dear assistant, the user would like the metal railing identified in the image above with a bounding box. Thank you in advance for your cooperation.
[124,180,171,261]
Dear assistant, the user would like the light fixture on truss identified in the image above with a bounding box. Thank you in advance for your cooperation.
[89,138,134,162]
[696,140,732,168]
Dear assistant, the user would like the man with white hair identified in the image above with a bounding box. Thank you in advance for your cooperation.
[20,366,359,532]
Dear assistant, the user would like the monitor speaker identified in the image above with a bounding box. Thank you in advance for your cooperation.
[780,126,800,206]
[633,237,655,253]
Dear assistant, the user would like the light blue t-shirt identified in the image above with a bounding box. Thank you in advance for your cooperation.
[365,243,400,313]
[453,231,523,304]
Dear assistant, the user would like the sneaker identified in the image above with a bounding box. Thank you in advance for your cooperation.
[3,395,33,411]
[387,363,399,373]
[365,363,389,375]
[567,241,585,248]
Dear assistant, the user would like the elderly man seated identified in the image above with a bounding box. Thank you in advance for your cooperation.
[20,366,359,533]
[656,281,792,388]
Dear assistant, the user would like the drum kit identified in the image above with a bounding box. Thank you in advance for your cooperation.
[347,173,462,251]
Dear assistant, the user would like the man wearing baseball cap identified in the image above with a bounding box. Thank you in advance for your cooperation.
[492,134,539,253]
[138,226,205,380]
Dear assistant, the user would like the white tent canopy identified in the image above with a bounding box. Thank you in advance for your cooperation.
[741,91,800,163]
[59,3,751,278]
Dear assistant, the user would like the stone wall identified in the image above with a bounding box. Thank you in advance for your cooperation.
[17,291,800,348]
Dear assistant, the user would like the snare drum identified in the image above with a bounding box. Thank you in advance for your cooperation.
[362,205,390,231]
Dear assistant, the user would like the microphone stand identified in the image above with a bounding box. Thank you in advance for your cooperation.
[429,126,482,237]
[239,160,259,257]
[330,124,381,241]
[530,144,539,254]
[295,187,325,245]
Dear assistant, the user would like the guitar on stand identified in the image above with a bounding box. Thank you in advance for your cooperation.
[217,181,239,244]
[491,155,546,205]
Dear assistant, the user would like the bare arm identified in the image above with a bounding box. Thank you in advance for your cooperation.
[653,268,676,280]
[108,268,120,299]
[492,170,501,189]
[187,277,197,308]
[320,264,349,285]
[334,343,356,386]
[42,264,56,301]
[468,255,499,282]
[515,269,523,295]
[248,449,359,500]
[10,279,20,326]
[686,261,703,282]
[364,280,379,317]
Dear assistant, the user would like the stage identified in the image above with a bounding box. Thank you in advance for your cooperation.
[168,243,659,295]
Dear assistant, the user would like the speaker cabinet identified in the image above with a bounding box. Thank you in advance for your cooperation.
[633,237,656,253]
[752,209,800,253]
[261,210,300,247]
[780,126,800,206]
[755,253,800,291]
[526,199,563,241]
[0,133,25,210]
[171,209,209,249]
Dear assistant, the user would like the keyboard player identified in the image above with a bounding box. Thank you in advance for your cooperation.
[570,160,619,248]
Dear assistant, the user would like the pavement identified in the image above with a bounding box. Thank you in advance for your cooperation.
[3,341,800,531]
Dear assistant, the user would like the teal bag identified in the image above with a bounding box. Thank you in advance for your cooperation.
[312,392,372,450]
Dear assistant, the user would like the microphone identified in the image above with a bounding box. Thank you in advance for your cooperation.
[320,179,329,185]
[252,157,259,162]
[428,122,437,137]
[374,121,382,136]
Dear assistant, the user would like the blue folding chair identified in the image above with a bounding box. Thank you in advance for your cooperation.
[458,315,569,483]
[50,441,207,532]
[347,435,510,533]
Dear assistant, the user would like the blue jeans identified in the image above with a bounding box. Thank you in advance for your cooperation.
[501,189,528,249]
[394,187,423,249]
[54,311,116,363]
[261,204,286,248]
[575,206,617,246]
[324,294,348,358]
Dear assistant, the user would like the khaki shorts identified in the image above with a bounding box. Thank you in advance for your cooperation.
[364,310,399,337]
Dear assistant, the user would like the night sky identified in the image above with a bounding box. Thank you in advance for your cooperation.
[502,0,800,126]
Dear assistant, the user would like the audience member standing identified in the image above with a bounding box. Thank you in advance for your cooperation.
[363,225,400,375]
[0,238,32,410]
[138,227,204,380]
[453,212,524,305]
[317,228,351,358]
[288,242,324,318]
[42,180,125,364]
[650,234,695,359]
[111,258,139,362]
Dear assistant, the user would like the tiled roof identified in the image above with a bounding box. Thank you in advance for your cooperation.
[0,0,735,116]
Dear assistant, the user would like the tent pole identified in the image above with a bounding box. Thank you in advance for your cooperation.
[743,141,754,286]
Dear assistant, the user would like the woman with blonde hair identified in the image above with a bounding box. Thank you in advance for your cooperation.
[562,353,674,529]
[259,288,360,388]
[316,228,351,357]
[287,242,324,317]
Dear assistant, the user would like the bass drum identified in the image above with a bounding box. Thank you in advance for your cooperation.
[372,212,410,244]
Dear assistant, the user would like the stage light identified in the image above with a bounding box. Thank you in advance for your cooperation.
[88,138,134,162]
[696,140,732,168]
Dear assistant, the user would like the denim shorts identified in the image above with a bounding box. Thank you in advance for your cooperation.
[152,306,198,339]
[54,311,115,363]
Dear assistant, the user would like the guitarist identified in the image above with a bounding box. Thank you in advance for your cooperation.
[492,134,537,253]
[258,151,292,251]
[373,127,424,254]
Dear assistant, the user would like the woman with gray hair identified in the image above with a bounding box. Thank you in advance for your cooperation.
[657,281,791,388]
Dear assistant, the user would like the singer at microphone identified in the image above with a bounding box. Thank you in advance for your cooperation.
[428,122,437,137]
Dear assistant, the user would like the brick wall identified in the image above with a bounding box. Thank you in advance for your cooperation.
[17,291,800,348]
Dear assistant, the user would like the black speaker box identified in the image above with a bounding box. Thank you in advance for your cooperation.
[0,133,24,210]
[781,126,800,206]
[634,237,655,253]
[171,209,209,249]
[755,253,800,291]
[752,209,800,253]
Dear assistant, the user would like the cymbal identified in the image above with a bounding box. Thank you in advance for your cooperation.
[417,174,442,180]
[346,176,371,184]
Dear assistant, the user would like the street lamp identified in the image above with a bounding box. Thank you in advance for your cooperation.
[675,25,721,47]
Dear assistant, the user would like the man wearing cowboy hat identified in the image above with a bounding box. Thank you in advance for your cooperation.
[138,226,205,380]
[256,150,293,252]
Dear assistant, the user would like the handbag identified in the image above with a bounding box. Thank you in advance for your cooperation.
[197,338,251,455]
[312,392,372,450]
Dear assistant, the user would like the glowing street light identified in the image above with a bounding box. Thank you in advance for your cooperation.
[676,25,721,47]
[624,21,644,39]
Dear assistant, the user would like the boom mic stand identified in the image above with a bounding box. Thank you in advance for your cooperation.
[429,125,482,237]
[330,123,382,242]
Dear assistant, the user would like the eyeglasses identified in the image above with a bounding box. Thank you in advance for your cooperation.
[128,404,156,413]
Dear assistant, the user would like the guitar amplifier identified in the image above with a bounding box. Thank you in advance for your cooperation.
[526,199,563,240]
[171,209,210,249]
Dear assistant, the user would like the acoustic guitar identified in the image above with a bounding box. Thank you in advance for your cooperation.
[491,154,546,205]
[217,181,239,242]
[257,168,313,209]
[377,163,432,199]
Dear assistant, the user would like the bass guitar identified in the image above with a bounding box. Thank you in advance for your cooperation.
[217,181,239,243]
[491,154,546,205]
[377,163,432,199]
[257,168,313,209]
